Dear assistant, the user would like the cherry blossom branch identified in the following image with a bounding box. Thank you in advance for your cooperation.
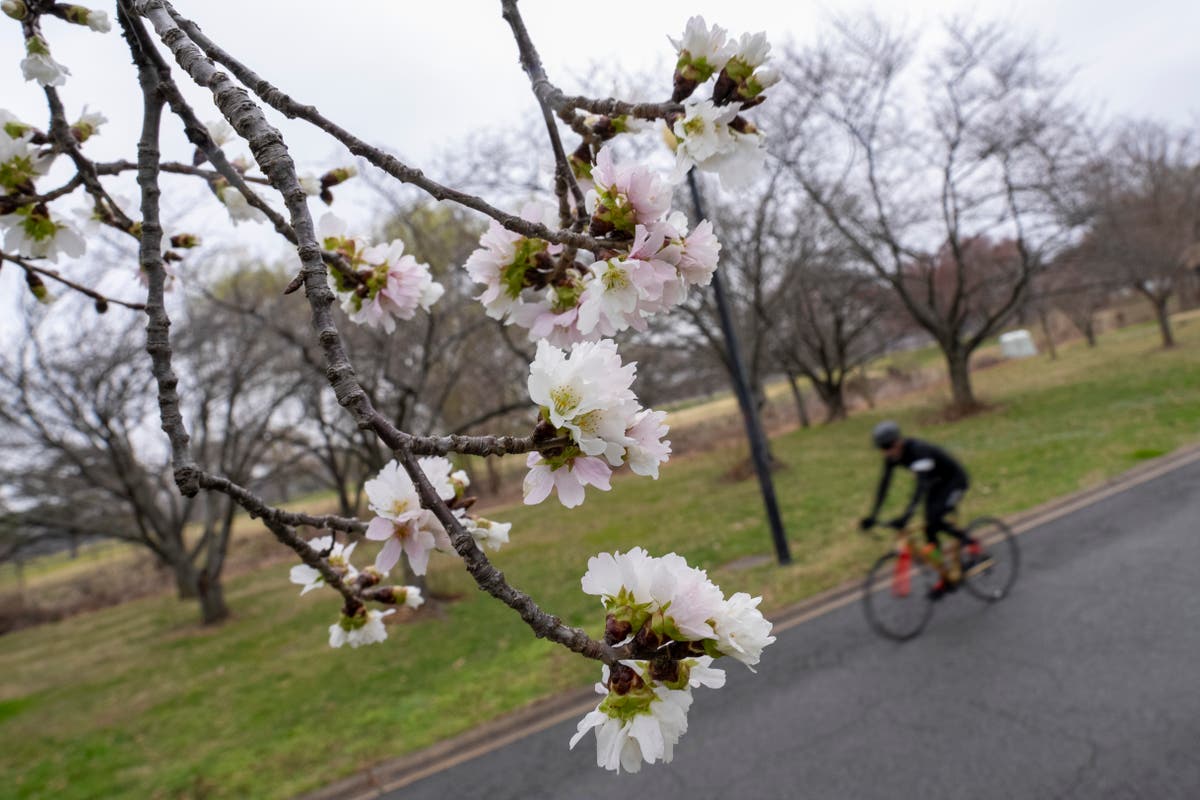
[499,0,681,123]
[406,431,569,458]
[394,446,620,665]
[131,0,408,453]
[195,470,366,535]
[120,1,198,496]
[499,0,586,229]
[261,518,362,610]
[93,158,272,185]
[1,251,147,310]
[42,86,138,233]
[157,1,617,254]
[0,174,85,213]
[117,11,366,293]
[137,0,573,467]
[130,3,641,666]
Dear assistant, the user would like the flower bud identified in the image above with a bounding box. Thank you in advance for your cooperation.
[70,110,107,143]
[2,0,27,21]
[607,662,644,695]
[24,270,49,302]
[320,166,357,188]
[170,233,200,249]
[94,297,108,314]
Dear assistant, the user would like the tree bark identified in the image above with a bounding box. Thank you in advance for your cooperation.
[1081,317,1097,348]
[172,557,199,599]
[1037,307,1058,360]
[784,371,811,429]
[943,346,978,413]
[196,571,230,625]
[1152,298,1176,348]
[812,380,848,423]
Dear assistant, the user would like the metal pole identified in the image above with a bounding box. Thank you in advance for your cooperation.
[686,169,792,565]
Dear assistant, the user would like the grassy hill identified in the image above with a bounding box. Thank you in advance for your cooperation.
[2,313,1198,799]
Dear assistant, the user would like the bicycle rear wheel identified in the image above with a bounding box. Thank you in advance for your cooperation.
[961,516,1020,602]
[862,551,937,641]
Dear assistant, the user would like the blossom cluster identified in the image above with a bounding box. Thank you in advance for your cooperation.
[465,157,720,347]
[668,17,779,190]
[364,455,511,575]
[286,534,425,649]
[5,2,111,87]
[0,109,90,265]
[318,212,444,333]
[570,547,775,772]
[523,339,670,508]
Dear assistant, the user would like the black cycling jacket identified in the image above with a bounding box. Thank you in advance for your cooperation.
[868,438,969,521]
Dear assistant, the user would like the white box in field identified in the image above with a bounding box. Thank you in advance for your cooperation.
[999,329,1038,358]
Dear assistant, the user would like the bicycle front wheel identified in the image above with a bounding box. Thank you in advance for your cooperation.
[961,517,1020,602]
[862,551,937,641]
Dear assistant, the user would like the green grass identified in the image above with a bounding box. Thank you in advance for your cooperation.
[2,314,1199,799]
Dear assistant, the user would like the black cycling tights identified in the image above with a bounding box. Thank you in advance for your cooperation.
[924,482,970,546]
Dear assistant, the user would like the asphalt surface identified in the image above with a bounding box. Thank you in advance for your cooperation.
[388,458,1200,800]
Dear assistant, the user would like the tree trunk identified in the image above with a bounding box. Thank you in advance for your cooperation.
[855,364,875,410]
[1037,307,1058,360]
[813,380,848,423]
[1152,298,1176,348]
[1082,318,1097,348]
[784,371,811,429]
[943,346,978,413]
[196,571,230,625]
[172,558,199,599]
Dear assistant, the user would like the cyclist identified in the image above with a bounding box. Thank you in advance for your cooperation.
[859,420,983,599]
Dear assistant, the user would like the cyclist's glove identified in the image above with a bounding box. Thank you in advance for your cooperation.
[886,515,910,530]
[859,516,876,532]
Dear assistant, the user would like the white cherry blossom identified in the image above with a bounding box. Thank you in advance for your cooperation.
[328,608,394,649]
[289,536,358,596]
[711,591,776,669]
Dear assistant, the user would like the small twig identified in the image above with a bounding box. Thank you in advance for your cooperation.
[263,518,361,612]
[196,470,365,535]
[161,2,617,254]
[407,432,568,458]
[42,87,138,233]
[1,252,147,310]
[500,0,587,228]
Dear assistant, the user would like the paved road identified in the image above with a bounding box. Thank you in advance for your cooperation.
[390,458,1200,800]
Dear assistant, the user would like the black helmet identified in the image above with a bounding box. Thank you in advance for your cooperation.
[872,420,901,449]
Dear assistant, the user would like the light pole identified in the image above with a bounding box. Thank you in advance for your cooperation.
[686,169,791,566]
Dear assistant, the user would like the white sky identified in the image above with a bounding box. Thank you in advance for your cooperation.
[1,0,1198,313]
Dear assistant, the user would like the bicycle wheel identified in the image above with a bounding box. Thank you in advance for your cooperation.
[961,516,1020,602]
[862,551,937,641]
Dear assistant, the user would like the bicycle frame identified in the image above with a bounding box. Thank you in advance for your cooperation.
[887,525,963,597]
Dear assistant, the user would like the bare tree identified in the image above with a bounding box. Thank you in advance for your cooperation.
[1035,241,1115,348]
[0,301,303,624]
[774,255,894,422]
[778,16,1086,411]
[1079,120,1200,348]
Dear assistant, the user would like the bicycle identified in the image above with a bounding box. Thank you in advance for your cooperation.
[861,516,1020,641]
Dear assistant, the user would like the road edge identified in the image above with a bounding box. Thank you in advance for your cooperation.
[298,442,1200,800]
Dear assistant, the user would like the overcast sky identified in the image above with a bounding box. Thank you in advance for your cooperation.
[1,0,1198,313]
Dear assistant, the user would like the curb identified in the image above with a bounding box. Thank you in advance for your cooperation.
[299,442,1200,800]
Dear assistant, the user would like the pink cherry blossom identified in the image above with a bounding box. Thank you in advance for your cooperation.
[589,146,673,233]
[624,409,672,478]
[677,218,721,286]
[523,452,612,508]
